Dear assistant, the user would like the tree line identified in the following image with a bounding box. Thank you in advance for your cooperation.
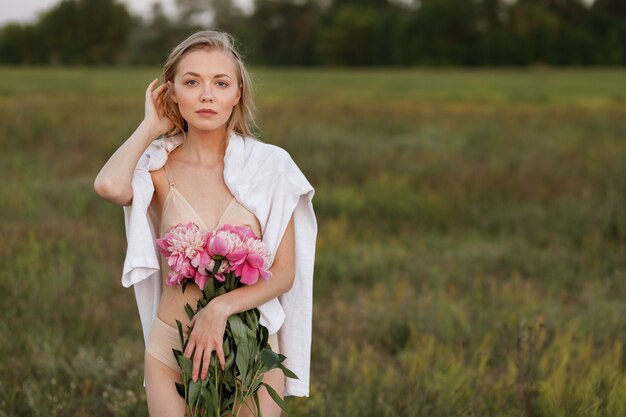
[1,0,625,66]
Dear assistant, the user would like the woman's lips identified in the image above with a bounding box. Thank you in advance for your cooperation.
[197,109,217,116]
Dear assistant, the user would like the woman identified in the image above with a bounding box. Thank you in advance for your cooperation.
[94,30,317,417]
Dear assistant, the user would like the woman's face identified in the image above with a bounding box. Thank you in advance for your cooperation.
[169,48,241,133]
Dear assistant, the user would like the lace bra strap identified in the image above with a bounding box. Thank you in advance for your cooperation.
[164,162,175,187]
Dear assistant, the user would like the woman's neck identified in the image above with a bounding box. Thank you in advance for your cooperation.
[179,125,228,167]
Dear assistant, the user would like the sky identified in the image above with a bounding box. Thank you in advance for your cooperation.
[0,0,597,27]
[0,0,253,26]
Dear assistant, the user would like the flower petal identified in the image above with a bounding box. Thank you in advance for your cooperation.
[240,262,259,285]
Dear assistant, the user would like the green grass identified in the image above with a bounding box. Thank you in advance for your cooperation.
[0,66,624,417]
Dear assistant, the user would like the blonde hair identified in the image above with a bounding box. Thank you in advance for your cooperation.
[159,30,257,140]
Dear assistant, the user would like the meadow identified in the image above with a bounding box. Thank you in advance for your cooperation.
[0,66,624,417]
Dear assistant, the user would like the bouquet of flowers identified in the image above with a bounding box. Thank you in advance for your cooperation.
[156,222,297,417]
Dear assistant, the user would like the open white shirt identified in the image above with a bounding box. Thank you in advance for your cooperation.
[121,131,317,397]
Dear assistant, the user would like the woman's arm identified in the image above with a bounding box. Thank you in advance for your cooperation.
[93,79,172,206]
[184,213,296,381]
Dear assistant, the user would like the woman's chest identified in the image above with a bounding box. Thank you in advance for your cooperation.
[159,190,262,238]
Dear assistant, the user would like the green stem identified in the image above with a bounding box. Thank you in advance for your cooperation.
[215,361,221,417]
[184,380,190,417]
[233,376,239,417]
[234,365,262,417]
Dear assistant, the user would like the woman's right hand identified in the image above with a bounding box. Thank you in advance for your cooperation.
[143,78,175,138]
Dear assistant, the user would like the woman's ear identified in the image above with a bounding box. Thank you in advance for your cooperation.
[167,81,177,103]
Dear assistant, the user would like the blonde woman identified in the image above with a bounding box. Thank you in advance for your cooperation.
[94,30,317,417]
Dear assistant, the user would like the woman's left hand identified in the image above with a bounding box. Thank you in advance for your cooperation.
[184,300,228,381]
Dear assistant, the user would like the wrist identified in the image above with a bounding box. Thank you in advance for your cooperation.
[210,294,237,319]
[138,119,161,141]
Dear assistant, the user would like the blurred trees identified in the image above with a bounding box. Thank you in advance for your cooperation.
[0,0,134,65]
[1,0,626,66]
[123,2,194,66]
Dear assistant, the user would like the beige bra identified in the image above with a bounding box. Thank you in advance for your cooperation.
[159,161,261,238]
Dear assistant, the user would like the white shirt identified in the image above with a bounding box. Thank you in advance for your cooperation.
[121,131,317,397]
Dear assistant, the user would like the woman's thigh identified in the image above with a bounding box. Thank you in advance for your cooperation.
[145,350,185,417]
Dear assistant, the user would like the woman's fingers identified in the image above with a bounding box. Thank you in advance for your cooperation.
[201,348,212,380]
[198,344,224,380]
[152,83,167,98]
[145,78,158,98]
[183,338,195,359]
[185,337,204,382]
[191,345,210,382]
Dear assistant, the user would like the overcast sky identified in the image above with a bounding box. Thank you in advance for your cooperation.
[0,0,596,27]
[0,0,253,26]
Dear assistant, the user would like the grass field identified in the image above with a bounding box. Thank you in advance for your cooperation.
[0,67,625,417]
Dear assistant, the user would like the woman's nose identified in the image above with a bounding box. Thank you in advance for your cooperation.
[200,85,214,102]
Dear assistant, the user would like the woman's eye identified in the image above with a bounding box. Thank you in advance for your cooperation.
[185,80,198,86]
[216,81,228,87]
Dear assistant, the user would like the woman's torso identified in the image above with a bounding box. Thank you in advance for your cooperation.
[155,159,262,328]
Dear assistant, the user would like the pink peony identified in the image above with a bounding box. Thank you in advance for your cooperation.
[156,222,273,289]
[205,229,248,268]
[192,233,229,282]
[222,224,258,241]
[233,237,273,285]
[193,269,210,290]
[156,222,205,287]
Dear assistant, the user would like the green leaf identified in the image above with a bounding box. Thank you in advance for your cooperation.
[279,362,299,380]
[259,325,269,349]
[176,320,185,350]
[244,309,255,329]
[245,324,256,341]
[224,349,235,371]
[223,338,230,357]
[208,378,219,414]
[223,272,232,291]
[222,367,235,387]
[228,315,247,344]
[261,348,280,370]
[262,382,289,413]
[235,340,251,381]
[188,380,201,406]
[203,278,215,300]
[175,382,185,399]
[209,351,220,376]
[248,379,264,396]
[177,355,193,377]
[200,386,211,411]
[184,303,195,321]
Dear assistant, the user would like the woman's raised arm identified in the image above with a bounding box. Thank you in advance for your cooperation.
[93,78,173,206]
